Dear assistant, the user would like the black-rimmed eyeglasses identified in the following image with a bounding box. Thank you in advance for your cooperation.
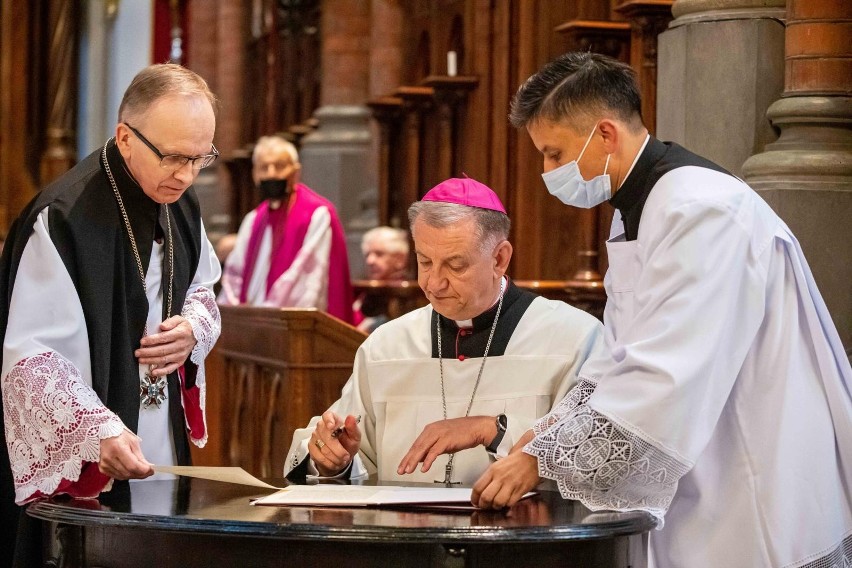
[125,124,219,171]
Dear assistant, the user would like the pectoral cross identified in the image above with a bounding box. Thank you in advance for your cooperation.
[434,460,460,486]
[140,368,167,408]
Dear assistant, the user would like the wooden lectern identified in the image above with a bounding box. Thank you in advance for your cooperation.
[192,306,367,477]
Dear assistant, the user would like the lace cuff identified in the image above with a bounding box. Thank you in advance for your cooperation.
[525,378,691,522]
[180,286,220,448]
[1,351,125,504]
[182,286,221,364]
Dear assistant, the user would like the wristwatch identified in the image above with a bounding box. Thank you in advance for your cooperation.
[486,414,508,454]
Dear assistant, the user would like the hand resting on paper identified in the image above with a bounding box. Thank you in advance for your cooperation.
[471,430,541,510]
[397,415,498,475]
[309,411,361,477]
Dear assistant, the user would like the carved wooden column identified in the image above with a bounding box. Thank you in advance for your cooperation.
[555,19,632,285]
[366,96,403,226]
[395,86,434,230]
[0,0,38,232]
[743,0,852,354]
[614,1,674,134]
[40,0,80,185]
[555,20,631,62]
[421,76,479,181]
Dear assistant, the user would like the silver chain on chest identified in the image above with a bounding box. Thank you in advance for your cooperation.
[101,141,174,408]
[436,277,505,484]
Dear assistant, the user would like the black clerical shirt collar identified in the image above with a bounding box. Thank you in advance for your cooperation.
[610,136,663,212]
[608,136,668,240]
[430,278,536,359]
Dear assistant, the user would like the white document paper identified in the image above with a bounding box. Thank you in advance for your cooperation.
[252,484,478,508]
[153,465,281,490]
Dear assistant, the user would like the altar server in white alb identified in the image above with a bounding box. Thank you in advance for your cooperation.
[472,52,852,568]
[0,65,221,567]
[285,177,605,486]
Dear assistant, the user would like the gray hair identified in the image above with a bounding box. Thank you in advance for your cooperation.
[509,51,643,132]
[118,63,218,123]
[407,201,511,252]
[361,226,410,255]
[252,135,300,164]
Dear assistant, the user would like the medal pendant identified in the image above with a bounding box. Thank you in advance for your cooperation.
[140,371,167,408]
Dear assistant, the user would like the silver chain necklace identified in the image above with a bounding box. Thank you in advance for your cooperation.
[435,277,505,485]
[101,140,174,409]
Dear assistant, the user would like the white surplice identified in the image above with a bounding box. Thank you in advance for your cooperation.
[285,296,606,486]
[1,208,221,503]
[525,166,852,567]
[217,206,331,309]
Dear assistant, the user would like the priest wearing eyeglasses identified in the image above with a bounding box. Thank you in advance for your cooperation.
[284,177,605,486]
[0,64,222,566]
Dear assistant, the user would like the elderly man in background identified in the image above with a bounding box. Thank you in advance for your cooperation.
[354,226,410,333]
[285,177,605,486]
[0,64,222,567]
[362,226,409,281]
[218,135,354,323]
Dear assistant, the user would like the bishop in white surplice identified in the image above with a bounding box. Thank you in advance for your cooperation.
[285,177,606,486]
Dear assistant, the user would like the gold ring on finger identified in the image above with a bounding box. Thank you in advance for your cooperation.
[315,439,325,450]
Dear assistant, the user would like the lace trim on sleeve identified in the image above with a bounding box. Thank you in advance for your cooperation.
[525,378,691,522]
[794,531,851,568]
[1,351,125,504]
[182,286,221,363]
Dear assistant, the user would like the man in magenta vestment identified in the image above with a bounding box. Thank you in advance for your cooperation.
[218,135,354,324]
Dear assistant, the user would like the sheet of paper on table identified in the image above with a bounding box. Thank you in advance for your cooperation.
[252,484,478,508]
[153,465,534,509]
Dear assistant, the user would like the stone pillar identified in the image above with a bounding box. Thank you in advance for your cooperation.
[743,0,852,354]
[300,0,373,277]
[657,0,786,176]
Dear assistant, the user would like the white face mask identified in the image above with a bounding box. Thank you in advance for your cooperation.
[541,124,611,208]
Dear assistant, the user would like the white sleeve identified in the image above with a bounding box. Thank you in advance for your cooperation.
[179,219,222,447]
[284,343,375,480]
[217,210,256,306]
[182,219,222,359]
[265,206,332,309]
[1,208,124,504]
[525,200,765,522]
[494,313,606,460]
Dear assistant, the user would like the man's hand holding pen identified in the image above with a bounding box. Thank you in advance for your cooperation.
[308,411,362,477]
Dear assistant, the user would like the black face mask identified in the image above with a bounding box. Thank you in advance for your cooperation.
[258,178,289,201]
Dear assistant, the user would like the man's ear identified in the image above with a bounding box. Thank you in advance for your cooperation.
[494,240,513,276]
[291,162,302,186]
[115,123,133,160]
[597,119,620,154]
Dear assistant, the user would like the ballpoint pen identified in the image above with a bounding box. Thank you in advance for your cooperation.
[330,414,361,438]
